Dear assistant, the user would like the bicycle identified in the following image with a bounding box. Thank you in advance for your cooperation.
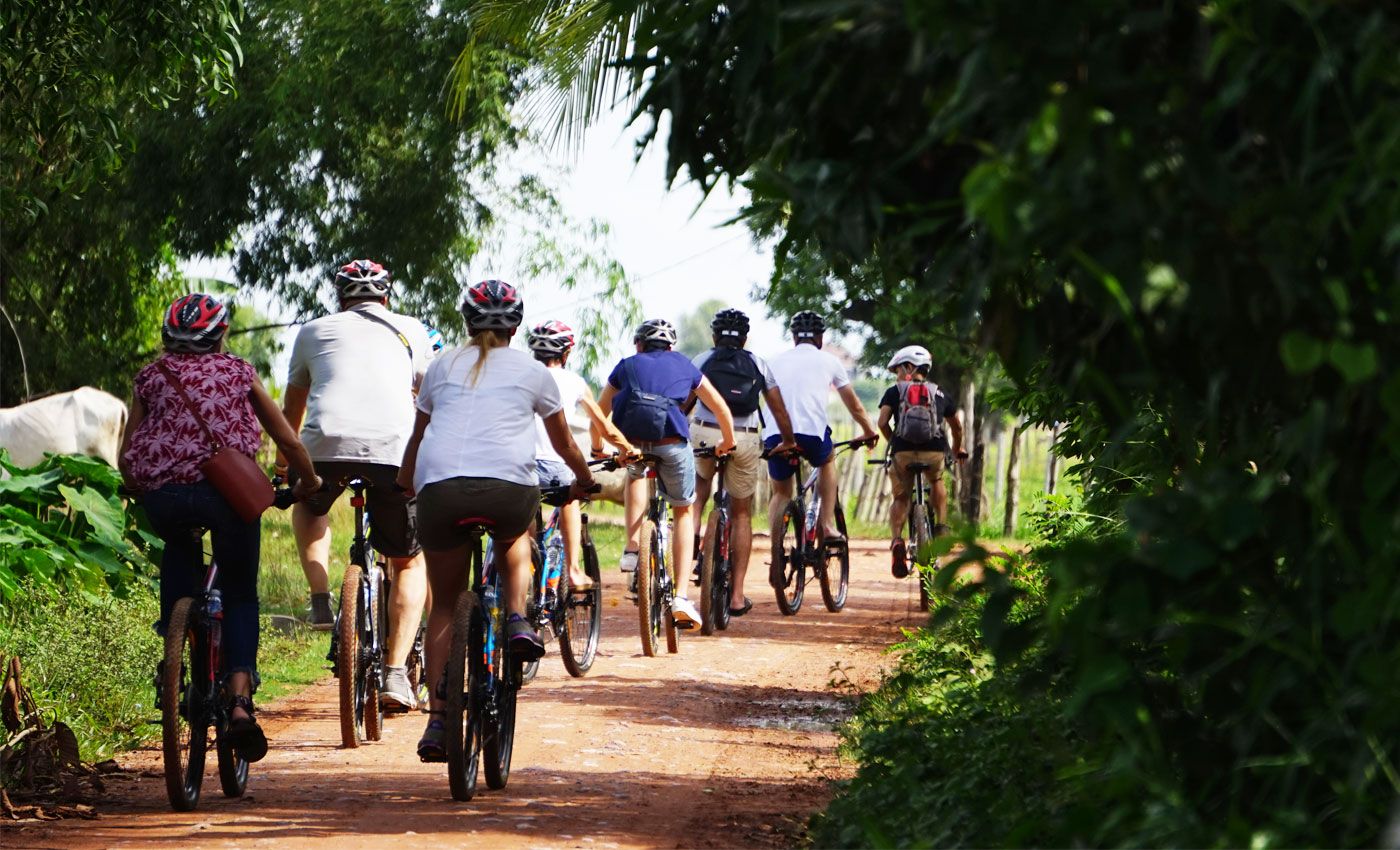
[326,477,429,748]
[871,453,941,611]
[519,469,607,684]
[695,446,732,635]
[768,439,870,616]
[629,452,683,656]
[159,487,295,812]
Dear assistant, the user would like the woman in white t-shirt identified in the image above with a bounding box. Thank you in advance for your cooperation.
[526,320,637,589]
[396,280,594,762]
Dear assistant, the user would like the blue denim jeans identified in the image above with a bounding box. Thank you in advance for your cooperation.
[626,440,696,506]
[141,481,261,679]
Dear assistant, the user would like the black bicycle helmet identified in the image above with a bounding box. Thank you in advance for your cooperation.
[790,310,826,339]
[460,279,524,331]
[162,293,230,353]
[710,308,750,342]
[633,318,678,348]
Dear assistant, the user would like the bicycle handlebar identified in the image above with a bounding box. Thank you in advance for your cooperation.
[540,482,603,507]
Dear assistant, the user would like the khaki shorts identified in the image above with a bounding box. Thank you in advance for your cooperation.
[888,451,944,498]
[692,422,763,500]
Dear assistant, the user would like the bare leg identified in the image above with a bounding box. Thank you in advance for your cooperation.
[890,491,911,542]
[729,496,754,609]
[384,553,426,667]
[933,475,949,525]
[560,501,590,586]
[670,502,695,597]
[228,671,255,721]
[501,533,534,618]
[693,470,714,566]
[623,475,647,554]
[817,460,841,538]
[422,544,470,717]
[291,503,331,594]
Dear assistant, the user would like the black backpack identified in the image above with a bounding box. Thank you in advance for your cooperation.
[612,356,678,441]
[699,346,764,417]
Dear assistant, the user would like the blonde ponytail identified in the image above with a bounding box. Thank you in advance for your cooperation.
[466,329,510,386]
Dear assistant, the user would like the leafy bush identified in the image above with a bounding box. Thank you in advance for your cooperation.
[0,450,159,600]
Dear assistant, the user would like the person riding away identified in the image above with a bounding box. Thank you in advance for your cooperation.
[877,345,966,577]
[763,311,880,555]
[526,319,639,589]
[598,318,737,631]
[395,280,596,761]
[119,293,323,764]
[277,259,433,712]
[691,308,797,618]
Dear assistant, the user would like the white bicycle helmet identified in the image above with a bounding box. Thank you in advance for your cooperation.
[633,318,678,347]
[887,344,933,371]
[334,259,392,299]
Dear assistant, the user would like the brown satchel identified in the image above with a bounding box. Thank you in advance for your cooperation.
[154,359,274,523]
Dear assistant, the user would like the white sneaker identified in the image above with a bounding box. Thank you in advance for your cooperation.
[620,551,639,572]
[670,595,702,630]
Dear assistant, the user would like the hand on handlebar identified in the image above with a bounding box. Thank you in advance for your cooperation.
[291,473,323,501]
[716,436,737,457]
[569,478,601,502]
[773,437,799,456]
[857,432,880,450]
[393,470,416,499]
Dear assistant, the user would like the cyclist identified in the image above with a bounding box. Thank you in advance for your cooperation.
[598,318,737,630]
[878,345,965,576]
[119,293,323,762]
[763,311,879,554]
[691,308,797,617]
[526,320,638,589]
[277,259,433,711]
[395,280,596,760]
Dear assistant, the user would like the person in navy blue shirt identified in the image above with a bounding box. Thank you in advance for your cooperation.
[599,319,736,630]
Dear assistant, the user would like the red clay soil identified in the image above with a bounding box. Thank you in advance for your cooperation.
[5,540,930,849]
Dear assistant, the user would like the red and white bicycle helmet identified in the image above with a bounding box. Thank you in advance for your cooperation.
[162,293,230,353]
[334,259,392,299]
[527,320,576,358]
[460,279,524,331]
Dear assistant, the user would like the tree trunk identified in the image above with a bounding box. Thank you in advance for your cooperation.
[1003,421,1026,537]
[991,422,1008,512]
[957,378,977,522]
[1045,422,1061,495]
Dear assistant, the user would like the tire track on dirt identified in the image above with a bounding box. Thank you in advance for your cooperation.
[7,541,925,849]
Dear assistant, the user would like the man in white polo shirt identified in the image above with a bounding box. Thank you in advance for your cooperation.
[277,259,432,712]
[763,311,879,555]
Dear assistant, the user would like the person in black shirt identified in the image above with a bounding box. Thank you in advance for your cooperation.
[876,345,965,578]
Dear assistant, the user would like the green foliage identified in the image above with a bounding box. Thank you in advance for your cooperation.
[674,298,726,358]
[0,451,159,601]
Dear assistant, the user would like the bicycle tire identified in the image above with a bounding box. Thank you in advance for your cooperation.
[337,565,365,748]
[363,565,384,741]
[161,598,207,812]
[910,502,933,611]
[216,735,248,798]
[483,579,517,790]
[772,506,805,615]
[699,509,730,634]
[661,527,679,654]
[407,624,428,711]
[820,502,851,612]
[445,587,483,801]
[636,519,660,657]
[560,528,602,676]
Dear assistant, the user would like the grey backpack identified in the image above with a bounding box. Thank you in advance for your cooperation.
[894,381,943,444]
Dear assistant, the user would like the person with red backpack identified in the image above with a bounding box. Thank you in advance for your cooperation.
[877,345,965,578]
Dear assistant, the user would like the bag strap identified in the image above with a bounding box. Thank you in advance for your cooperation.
[622,355,642,395]
[352,309,413,362]
[154,359,221,452]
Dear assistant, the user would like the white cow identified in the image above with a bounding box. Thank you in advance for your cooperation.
[0,387,128,469]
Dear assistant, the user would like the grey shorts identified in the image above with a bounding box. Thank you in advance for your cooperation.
[293,461,420,558]
[416,477,540,551]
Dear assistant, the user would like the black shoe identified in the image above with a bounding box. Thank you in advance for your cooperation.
[507,616,546,662]
[224,695,268,763]
[309,592,334,631]
[891,540,909,579]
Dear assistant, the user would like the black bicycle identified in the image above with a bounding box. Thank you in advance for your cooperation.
[631,453,683,656]
[695,446,732,635]
[519,474,605,683]
[872,453,940,610]
[160,488,295,811]
[769,439,870,616]
[328,477,429,748]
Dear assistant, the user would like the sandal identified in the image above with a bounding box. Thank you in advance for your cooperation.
[728,596,753,617]
[417,711,447,762]
[224,695,269,763]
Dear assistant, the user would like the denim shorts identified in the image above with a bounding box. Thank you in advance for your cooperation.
[535,458,575,487]
[764,428,834,481]
[626,440,696,506]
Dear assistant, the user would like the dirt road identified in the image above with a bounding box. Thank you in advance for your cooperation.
[8,540,928,849]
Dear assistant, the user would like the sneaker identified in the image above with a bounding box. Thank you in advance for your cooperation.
[670,595,703,630]
[309,592,334,631]
[507,615,546,662]
[417,716,447,762]
[380,665,415,712]
[891,539,909,579]
[619,551,639,572]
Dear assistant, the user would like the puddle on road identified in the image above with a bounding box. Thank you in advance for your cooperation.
[733,696,853,732]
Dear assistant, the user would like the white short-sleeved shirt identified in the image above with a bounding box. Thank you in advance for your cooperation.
[534,367,591,464]
[691,348,778,430]
[286,302,432,464]
[761,343,850,439]
[414,345,562,489]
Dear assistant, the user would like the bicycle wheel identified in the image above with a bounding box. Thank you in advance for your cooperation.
[337,565,366,747]
[910,501,933,611]
[820,502,851,612]
[216,735,248,798]
[699,509,730,634]
[771,505,805,616]
[560,528,602,676]
[483,584,518,790]
[661,530,679,654]
[162,598,208,812]
[407,624,429,711]
[519,556,543,685]
[636,519,660,657]
[445,588,483,801]
[363,565,384,741]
